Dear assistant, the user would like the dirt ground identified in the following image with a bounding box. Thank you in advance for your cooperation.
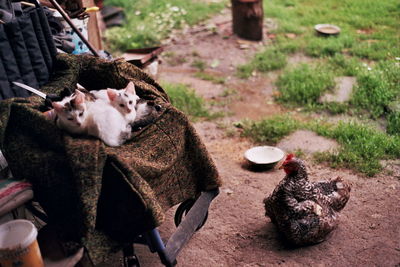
[134,10,400,267]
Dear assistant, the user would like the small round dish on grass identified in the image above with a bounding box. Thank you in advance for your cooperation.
[244,146,285,170]
[314,24,341,36]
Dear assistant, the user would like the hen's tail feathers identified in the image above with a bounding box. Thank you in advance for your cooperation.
[314,177,351,211]
[331,177,351,211]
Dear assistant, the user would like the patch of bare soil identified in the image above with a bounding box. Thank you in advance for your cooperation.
[161,11,264,74]
[136,9,400,267]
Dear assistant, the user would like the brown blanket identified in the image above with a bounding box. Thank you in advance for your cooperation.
[0,54,221,264]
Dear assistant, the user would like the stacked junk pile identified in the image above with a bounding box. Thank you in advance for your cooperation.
[0,0,105,101]
[0,0,219,267]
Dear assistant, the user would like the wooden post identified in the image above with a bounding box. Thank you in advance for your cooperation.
[82,0,103,51]
[231,0,264,41]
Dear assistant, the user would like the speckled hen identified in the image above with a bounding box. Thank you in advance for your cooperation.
[264,154,351,246]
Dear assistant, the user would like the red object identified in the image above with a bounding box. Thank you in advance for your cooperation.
[286,154,294,161]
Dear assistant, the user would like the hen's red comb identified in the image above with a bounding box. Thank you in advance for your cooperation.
[286,154,295,160]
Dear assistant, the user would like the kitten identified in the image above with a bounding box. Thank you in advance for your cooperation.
[131,99,163,131]
[86,98,132,147]
[52,90,88,135]
[90,81,139,123]
[52,90,132,147]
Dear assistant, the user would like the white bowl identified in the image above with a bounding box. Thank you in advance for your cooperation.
[314,24,341,35]
[244,146,285,168]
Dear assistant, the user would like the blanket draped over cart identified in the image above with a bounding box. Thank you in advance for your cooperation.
[0,54,221,264]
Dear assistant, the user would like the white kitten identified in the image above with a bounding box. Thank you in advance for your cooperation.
[52,90,88,135]
[90,81,139,123]
[53,90,132,147]
[86,99,132,147]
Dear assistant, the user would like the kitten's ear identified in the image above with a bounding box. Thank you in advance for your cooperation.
[76,83,85,90]
[107,89,117,101]
[52,102,64,113]
[125,82,136,94]
[74,90,85,105]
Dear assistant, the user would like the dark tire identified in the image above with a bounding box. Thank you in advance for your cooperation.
[174,199,208,231]
[123,246,140,267]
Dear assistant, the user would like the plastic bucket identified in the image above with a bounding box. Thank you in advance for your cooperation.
[0,219,44,267]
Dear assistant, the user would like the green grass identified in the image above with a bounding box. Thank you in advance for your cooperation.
[236,47,287,78]
[387,112,400,135]
[327,54,361,76]
[161,82,220,120]
[240,115,400,176]
[319,102,350,115]
[191,60,207,71]
[263,0,400,60]
[236,64,254,79]
[194,72,226,84]
[304,34,355,58]
[351,60,400,119]
[243,0,400,120]
[240,115,300,144]
[269,35,304,54]
[274,58,399,120]
[103,0,226,52]
[239,0,400,81]
[311,121,400,176]
[275,64,335,106]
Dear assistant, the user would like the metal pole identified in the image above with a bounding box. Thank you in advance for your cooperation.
[47,0,100,57]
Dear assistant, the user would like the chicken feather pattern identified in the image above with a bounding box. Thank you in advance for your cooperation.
[264,155,351,246]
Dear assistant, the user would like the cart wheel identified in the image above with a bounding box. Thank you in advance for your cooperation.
[123,246,141,267]
[123,254,140,267]
[174,199,208,231]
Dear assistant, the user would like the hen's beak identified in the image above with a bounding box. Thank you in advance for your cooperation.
[277,160,285,169]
